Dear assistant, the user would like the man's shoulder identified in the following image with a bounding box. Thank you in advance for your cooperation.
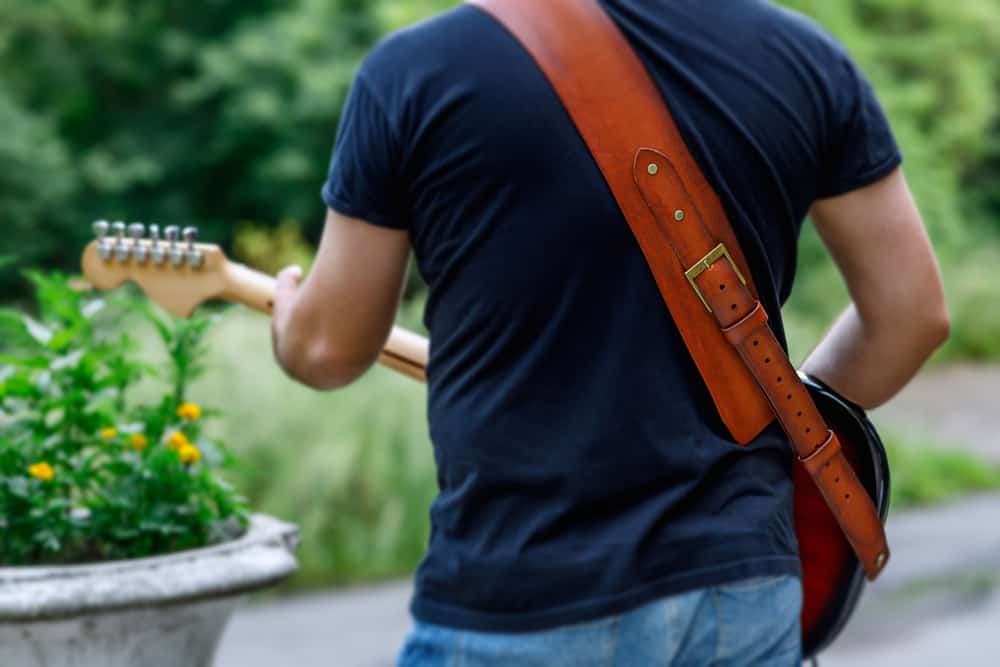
[750,1,853,64]
[690,1,860,107]
[358,5,489,88]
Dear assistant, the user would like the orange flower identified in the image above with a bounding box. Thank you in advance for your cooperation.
[131,434,149,451]
[28,462,54,481]
[178,443,202,465]
[166,431,189,451]
[176,402,202,421]
[100,427,118,440]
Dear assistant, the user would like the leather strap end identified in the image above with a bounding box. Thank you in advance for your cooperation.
[866,546,890,581]
[804,431,891,580]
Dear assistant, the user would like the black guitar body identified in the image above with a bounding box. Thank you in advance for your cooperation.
[797,373,891,659]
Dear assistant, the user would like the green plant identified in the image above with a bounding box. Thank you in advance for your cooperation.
[186,308,435,588]
[883,429,1000,508]
[0,273,248,565]
[232,221,316,276]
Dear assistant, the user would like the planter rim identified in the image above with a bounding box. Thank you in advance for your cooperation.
[0,513,299,622]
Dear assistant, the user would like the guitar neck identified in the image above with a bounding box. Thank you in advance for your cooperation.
[222,261,429,383]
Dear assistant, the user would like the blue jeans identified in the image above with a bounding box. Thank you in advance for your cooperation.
[398,575,802,667]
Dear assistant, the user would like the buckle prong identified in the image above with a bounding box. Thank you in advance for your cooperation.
[684,243,747,313]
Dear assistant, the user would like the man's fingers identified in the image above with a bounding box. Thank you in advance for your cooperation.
[276,265,304,292]
[271,266,304,359]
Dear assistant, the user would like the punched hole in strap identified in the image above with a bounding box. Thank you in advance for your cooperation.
[722,302,769,346]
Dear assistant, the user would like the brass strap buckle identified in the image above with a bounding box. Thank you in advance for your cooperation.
[684,243,747,313]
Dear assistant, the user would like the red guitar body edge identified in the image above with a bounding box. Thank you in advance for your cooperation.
[797,373,891,658]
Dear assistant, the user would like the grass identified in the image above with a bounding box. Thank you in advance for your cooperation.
[133,307,1000,589]
[882,430,1000,509]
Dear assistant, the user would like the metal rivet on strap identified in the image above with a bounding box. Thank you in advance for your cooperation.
[674,209,685,222]
[647,163,659,176]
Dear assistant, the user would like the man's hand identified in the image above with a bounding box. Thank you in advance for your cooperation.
[270,209,411,390]
[271,264,304,371]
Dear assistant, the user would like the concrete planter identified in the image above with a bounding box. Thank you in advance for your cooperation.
[0,514,299,667]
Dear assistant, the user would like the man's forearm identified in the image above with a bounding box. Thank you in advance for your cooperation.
[273,302,372,391]
[801,302,950,409]
[270,265,370,391]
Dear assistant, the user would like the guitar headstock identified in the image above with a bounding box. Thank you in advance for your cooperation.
[81,221,229,317]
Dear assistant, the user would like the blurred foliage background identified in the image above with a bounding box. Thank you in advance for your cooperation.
[0,0,997,357]
[1,0,999,585]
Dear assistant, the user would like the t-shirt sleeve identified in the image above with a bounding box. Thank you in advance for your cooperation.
[321,72,409,229]
[816,54,902,199]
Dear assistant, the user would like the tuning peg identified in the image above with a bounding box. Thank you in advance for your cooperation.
[128,223,149,264]
[164,225,185,267]
[182,227,204,269]
[149,224,166,265]
[93,220,112,261]
[112,221,129,262]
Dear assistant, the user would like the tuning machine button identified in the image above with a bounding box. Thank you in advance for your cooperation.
[149,224,166,265]
[128,223,149,263]
[112,221,130,262]
[93,220,112,261]
[182,227,204,269]
[164,226,185,267]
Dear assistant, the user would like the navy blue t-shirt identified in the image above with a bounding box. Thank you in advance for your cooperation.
[323,0,901,632]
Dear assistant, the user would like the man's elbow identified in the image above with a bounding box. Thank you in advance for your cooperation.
[925,301,951,350]
[910,294,951,354]
[278,339,373,391]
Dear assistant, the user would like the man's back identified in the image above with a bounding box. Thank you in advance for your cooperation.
[322,0,900,633]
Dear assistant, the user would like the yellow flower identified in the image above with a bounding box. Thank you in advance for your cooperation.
[131,434,149,451]
[166,431,190,451]
[176,402,202,421]
[178,443,202,465]
[100,427,118,440]
[28,462,54,482]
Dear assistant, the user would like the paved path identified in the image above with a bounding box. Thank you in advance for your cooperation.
[874,364,1000,464]
[216,582,411,667]
[216,494,1000,666]
[822,593,1000,667]
[823,493,1000,666]
[216,366,1000,666]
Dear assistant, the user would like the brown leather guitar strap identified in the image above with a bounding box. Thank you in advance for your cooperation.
[469,0,889,579]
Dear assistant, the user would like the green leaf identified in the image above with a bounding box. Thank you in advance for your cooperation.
[3,477,30,499]
[33,530,61,553]
[1,374,35,397]
[109,526,140,540]
[0,364,16,383]
[22,316,52,345]
[0,354,51,369]
[81,299,106,319]
[43,407,65,429]
[51,350,84,371]
[47,324,82,353]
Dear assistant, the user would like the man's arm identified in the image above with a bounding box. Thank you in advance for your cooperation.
[801,167,950,409]
[271,208,411,390]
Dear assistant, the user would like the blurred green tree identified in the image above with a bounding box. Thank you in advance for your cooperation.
[0,0,377,294]
[0,0,997,358]
[0,88,76,280]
